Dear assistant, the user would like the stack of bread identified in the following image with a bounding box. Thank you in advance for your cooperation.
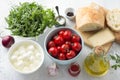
[76,2,120,52]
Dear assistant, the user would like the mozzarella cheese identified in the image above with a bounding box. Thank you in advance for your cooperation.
[10,43,42,73]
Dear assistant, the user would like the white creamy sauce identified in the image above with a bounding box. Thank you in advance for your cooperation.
[10,43,42,73]
[56,17,65,25]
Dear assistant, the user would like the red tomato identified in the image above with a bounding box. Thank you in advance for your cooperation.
[47,41,55,48]
[58,30,64,36]
[61,44,70,53]
[72,34,81,42]
[72,42,82,52]
[57,46,61,53]
[54,35,64,46]
[48,47,58,57]
[63,30,72,41]
[65,41,72,49]
[58,53,66,60]
[66,50,76,59]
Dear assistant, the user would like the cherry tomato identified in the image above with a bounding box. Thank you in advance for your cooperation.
[65,41,72,49]
[48,47,58,57]
[66,50,76,59]
[58,53,66,60]
[58,30,64,36]
[63,30,72,41]
[61,44,70,53]
[54,35,64,46]
[47,41,55,48]
[72,34,81,42]
[47,29,83,60]
[57,46,61,53]
[72,42,82,52]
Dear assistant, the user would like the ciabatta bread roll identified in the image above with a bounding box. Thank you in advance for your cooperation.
[76,3,105,31]
[106,9,120,32]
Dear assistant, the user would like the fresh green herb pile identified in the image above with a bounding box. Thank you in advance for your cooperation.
[6,2,57,37]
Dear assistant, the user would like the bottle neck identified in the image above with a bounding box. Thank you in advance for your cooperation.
[93,46,105,58]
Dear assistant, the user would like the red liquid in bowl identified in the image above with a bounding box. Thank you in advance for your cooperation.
[68,63,80,77]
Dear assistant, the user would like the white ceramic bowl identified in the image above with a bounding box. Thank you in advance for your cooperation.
[8,40,44,74]
[44,27,84,65]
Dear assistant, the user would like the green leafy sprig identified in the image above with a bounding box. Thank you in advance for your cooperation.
[110,54,120,70]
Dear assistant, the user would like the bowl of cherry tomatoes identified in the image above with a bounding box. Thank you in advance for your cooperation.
[44,27,84,65]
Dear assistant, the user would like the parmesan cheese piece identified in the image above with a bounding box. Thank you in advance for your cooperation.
[88,28,115,47]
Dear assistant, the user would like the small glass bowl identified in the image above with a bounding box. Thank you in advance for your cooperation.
[65,8,75,21]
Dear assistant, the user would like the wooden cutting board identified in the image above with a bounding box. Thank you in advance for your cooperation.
[74,26,113,53]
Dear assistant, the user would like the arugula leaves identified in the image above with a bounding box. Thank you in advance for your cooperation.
[6,2,57,37]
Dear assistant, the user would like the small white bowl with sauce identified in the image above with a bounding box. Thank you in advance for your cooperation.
[8,40,44,74]
[65,8,75,21]
[55,16,66,27]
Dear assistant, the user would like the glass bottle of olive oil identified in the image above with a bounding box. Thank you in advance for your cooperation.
[84,46,110,77]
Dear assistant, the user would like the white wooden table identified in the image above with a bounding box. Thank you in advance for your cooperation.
[0,0,120,80]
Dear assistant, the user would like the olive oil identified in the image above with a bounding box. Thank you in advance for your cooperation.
[84,46,110,77]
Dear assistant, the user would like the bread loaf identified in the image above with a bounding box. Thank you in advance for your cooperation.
[76,3,105,31]
[106,9,120,32]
